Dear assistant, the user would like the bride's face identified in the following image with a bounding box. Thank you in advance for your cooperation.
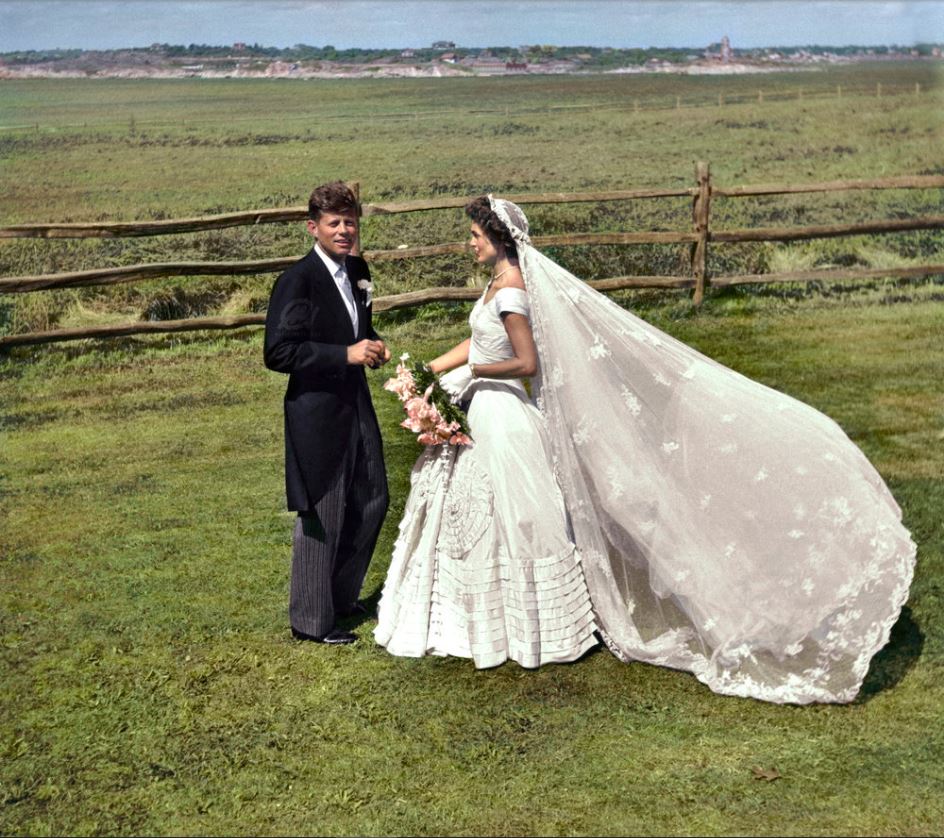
[469,222,499,266]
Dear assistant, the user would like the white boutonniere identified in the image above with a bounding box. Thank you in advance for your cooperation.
[357,278,373,306]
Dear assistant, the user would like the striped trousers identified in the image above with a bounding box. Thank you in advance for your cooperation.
[290,390,388,637]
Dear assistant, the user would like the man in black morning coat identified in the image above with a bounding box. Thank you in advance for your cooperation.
[264,181,390,645]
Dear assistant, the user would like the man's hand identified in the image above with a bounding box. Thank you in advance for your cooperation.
[348,339,390,368]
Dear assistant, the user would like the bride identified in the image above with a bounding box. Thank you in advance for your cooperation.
[373,195,917,704]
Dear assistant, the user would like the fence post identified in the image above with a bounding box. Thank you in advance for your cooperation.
[691,161,711,306]
[349,180,362,255]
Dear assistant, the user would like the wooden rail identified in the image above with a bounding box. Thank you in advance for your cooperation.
[710,263,944,287]
[1,217,936,294]
[712,174,944,198]
[0,277,689,347]
[0,232,700,292]
[2,167,942,347]
[2,175,943,240]
[5,265,941,349]
[0,188,695,240]
[712,215,944,243]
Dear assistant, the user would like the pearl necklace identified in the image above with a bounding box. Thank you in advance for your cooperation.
[490,266,512,285]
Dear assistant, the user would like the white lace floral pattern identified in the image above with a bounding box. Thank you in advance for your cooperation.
[499,197,917,705]
[488,194,532,245]
[379,197,918,703]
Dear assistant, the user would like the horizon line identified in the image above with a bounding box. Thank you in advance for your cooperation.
[3,40,941,52]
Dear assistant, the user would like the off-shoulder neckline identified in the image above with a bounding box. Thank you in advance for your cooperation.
[482,283,528,307]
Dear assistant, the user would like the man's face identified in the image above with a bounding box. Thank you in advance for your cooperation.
[307,211,358,261]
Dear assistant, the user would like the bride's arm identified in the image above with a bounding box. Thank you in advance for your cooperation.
[469,313,537,379]
[428,338,471,374]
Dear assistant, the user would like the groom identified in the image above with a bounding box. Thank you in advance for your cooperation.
[264,180,390,645]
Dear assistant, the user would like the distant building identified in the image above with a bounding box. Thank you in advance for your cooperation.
[233,42,247,52]
[432,40,456,50]
[400,48,415,58]
[505,61,527,71]
[705,36,733,62]
[440,52,457,63]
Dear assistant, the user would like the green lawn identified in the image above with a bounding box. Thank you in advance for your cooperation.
[1,64,943,835]
[1,295,942,836]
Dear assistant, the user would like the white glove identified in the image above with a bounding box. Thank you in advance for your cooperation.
[439,364,475,403]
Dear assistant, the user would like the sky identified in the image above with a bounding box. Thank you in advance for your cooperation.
[1,0,942,52]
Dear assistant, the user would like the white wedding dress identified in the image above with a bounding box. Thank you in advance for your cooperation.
[375,197,917,704]
[374,286,599,668]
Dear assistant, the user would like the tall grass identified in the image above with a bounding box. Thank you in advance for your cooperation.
[1,63,942,335]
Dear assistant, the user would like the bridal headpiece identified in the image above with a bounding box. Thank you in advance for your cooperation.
[487,194,532,246]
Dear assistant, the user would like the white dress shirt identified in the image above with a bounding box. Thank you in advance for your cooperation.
[314,242,359,336]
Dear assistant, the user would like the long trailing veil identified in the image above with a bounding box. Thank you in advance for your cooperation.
[487,195,917,704]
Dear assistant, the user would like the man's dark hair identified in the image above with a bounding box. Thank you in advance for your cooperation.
[464,196,518,259]
[308,181,360,221]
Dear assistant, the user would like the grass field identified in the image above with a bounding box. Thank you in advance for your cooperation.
[1,62,942,334]
[1,64,944,835]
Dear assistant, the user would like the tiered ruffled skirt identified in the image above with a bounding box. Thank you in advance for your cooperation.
[374,384,598,668]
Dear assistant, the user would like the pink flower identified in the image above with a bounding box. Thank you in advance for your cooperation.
[383,361,418,403]
[400,391,444,436]
[385,357,472,447]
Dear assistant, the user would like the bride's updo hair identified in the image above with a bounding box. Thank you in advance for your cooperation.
[465,196,518,259]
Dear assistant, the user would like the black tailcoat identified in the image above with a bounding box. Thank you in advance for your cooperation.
[263,250,382,513]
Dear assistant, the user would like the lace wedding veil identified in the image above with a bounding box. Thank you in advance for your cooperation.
[488,195,916,703]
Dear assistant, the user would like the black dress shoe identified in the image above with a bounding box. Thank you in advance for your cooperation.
[337,602,372,618]
[291,627,357,645]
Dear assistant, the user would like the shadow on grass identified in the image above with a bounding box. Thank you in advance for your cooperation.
[856,605,924,702]
[337,588,383,634]
[352,586,924,692]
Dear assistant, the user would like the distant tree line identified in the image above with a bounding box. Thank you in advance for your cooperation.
[2,42,941,66]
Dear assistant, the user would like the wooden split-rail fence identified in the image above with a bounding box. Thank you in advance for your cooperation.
[1,164,943,348]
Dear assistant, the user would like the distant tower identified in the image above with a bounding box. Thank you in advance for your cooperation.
[721,35,732,63]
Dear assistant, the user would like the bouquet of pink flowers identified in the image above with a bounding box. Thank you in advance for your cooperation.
[383,354,472,446]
